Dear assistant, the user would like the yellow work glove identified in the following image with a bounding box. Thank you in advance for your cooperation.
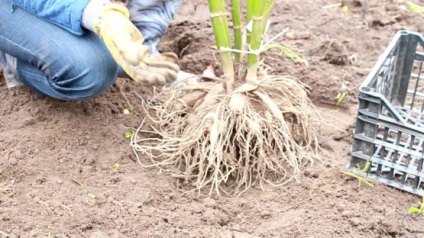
[93,4,179,85]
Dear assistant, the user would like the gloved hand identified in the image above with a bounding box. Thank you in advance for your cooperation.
[93,4,179,85]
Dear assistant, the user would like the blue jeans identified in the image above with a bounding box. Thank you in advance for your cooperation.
[0,0,120,100]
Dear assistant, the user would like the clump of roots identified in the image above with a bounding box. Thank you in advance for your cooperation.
[131,71,322,196]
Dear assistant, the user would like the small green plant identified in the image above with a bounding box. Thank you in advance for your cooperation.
[335,83,349,108]
[394,1,424,17]
[114,162,121,171]
[88,193,97,199]
[322,2,349,14]
[124,131,134,139]
[409,194,424,214]
[343,159,374,187]
[406,193,424,238]
[407,2,424,17]
[336,92,347,106]
[263,43,308,65]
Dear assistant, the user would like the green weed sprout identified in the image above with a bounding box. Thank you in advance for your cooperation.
[322,2,349,14]
[124,131,134,139]
[409,194,424,214]
[408,2,424,17]
[262,43,308,65]
[114,162,121,171]
[395,1,424,18]
[344,159,374,187]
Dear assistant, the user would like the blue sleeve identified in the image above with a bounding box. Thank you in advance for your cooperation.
[10,0,90,35]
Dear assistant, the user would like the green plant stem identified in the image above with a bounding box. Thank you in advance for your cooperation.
[247,0,264,68]
[246,0,254,45]
[231,0,242,63]
[208,0,235,89]
[231,0,242,81]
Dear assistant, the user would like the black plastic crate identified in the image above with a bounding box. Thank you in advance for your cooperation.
[350,31,424,196]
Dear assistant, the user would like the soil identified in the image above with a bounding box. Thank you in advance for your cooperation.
[2,0,424,237]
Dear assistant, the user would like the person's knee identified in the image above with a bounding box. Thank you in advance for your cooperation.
[50,54,119,100]
[80,59,118,99]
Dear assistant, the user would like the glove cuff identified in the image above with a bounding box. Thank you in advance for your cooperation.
[90,3,131,35]
[82,0,111,32]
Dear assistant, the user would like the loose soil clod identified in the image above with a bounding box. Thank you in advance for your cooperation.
[285,31,312,40]
[313,39,350,66]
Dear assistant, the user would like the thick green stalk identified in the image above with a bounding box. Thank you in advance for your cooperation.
[231,0,242,62]
[247,0,264,68]
[246,0,254,45]
[208,0,234,87]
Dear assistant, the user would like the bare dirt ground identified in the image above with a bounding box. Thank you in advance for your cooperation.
[2,0,424,237]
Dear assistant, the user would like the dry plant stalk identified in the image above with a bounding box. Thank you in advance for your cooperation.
[131,0,322,196]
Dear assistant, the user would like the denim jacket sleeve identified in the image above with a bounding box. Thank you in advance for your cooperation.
[10,0,90,35]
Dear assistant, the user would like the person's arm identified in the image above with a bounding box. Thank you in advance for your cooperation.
[127,0,181,54]
[10,0,90,35]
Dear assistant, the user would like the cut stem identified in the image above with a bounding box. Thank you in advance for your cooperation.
[208,0,235,90]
